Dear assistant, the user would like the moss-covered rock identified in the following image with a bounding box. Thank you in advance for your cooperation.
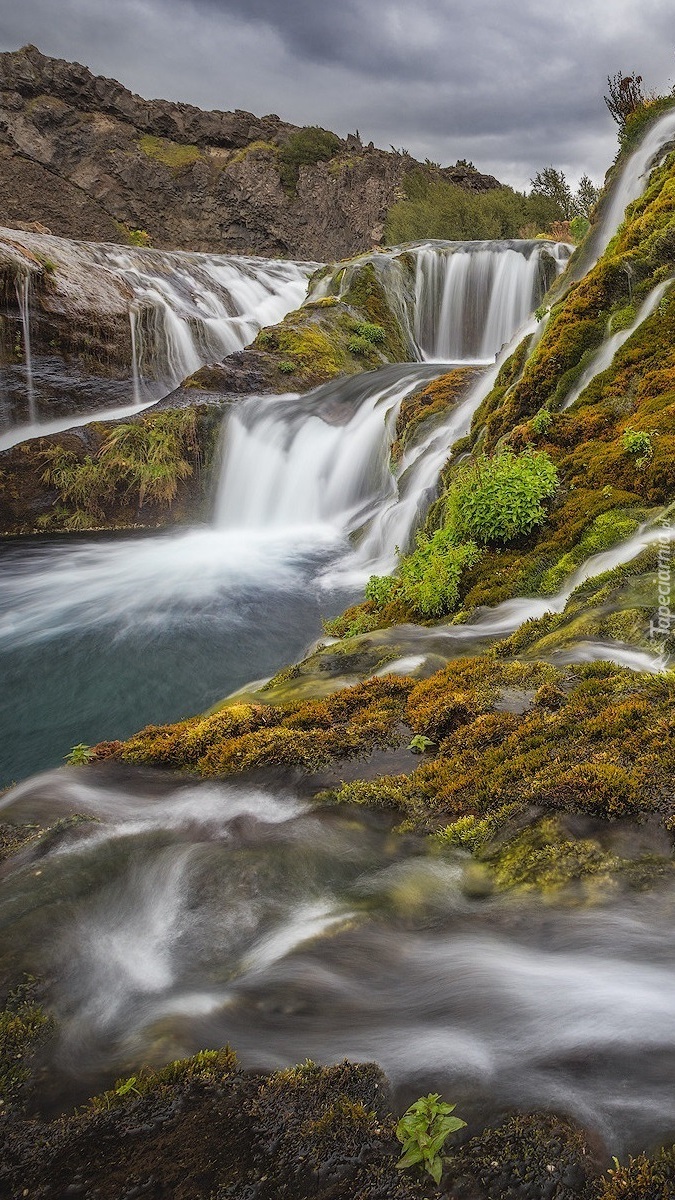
[0,403,220,535]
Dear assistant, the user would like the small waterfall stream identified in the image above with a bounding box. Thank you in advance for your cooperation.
[13,272,36,424]
[0,229,316,449]
[588,106,675,266]
[561,277,673,410]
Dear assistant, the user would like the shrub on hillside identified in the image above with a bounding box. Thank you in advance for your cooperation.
[446,449,559,545]
[279,126,342,193]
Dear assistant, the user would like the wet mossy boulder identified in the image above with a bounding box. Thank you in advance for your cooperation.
[4,1053,428,1200]
[447,1111,603,1199]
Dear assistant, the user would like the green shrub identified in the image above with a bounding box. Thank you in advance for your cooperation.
[569,215,590,243]
[279,126,342,193]
[622,427,654,464]
[396,1093,466,1184]
[399,530,481,617]
[364,575,398,606]
[278,360,297,374]
[385,174,562,243]
[530,409,553,436]
[446,449,559,545]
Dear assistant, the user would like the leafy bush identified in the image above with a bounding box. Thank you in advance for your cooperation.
[399,530,481,617]
[364,575,398,606]
[395,1093,466,1184]
[446,449,559,545]
[530,409,553,436]
[279,126,342,193]
[622,427,654,463]
[278,360,296,373]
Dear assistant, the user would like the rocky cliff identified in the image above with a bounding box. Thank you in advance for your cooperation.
[0,44,501,260]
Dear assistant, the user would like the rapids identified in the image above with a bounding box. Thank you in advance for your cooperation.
[3,769,675,1154]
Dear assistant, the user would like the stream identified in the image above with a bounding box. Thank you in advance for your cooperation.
[2,119,675,1154]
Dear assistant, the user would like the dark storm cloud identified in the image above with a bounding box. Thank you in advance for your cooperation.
[2,0,674,187]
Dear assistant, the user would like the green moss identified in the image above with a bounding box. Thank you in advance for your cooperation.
[89,1048,237,1112]
[229,140,278,165]
[447,1111,601,1198]
[39,408,202,524]
[137,134,202,170]
[0,977,53,1113]
[392,368,482,462]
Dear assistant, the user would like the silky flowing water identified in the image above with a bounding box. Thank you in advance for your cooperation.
[2,131,675,1152]
[3,769,675,1154]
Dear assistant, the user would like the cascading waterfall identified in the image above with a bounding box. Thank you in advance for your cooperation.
[310,239,571,362]
[412,240,569,360]
[215,323,538,583]
[70,242,316,397]
[215,365,448,536]
[13,272,36,424]
[0,228,316,449]
[561,276,673,410]
[587,106,675,267]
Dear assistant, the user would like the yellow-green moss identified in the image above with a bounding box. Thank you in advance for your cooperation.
[137,134,202,170]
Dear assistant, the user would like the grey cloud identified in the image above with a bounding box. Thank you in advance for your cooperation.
[1,0,674,189]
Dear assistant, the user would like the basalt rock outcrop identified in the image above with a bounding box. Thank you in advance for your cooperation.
[0,44,501,260]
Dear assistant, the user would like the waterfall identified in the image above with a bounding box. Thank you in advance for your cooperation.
[0,227,316,449]
[561,277,673,410]
[215,322,537,584]
[72,242,316,397]
[412,241,568,360]
[13,273,36,424]
[311,239,571,363]
[214,365,446,535]
[588,107,675,267]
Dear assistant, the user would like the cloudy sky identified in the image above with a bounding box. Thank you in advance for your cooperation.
[2,0,673,189]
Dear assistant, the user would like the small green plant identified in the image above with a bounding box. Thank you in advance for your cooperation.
[278,360,297,374]
[399,531,481,617]
[395,1093,466,1184]
[64,743,95,765]
[115,1074,141,1097]
[530,408,552,436]
[347,335,374,357]
[446,449,559,545]
[569,214,590,243]
[126,227,152,247]
[622,427,654,466]
[351,321,386,344]
[364,574,397,606]
[534,304,549,322]
[407,734,435,754]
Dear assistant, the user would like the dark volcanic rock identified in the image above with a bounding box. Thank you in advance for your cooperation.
[0,44,502,260]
